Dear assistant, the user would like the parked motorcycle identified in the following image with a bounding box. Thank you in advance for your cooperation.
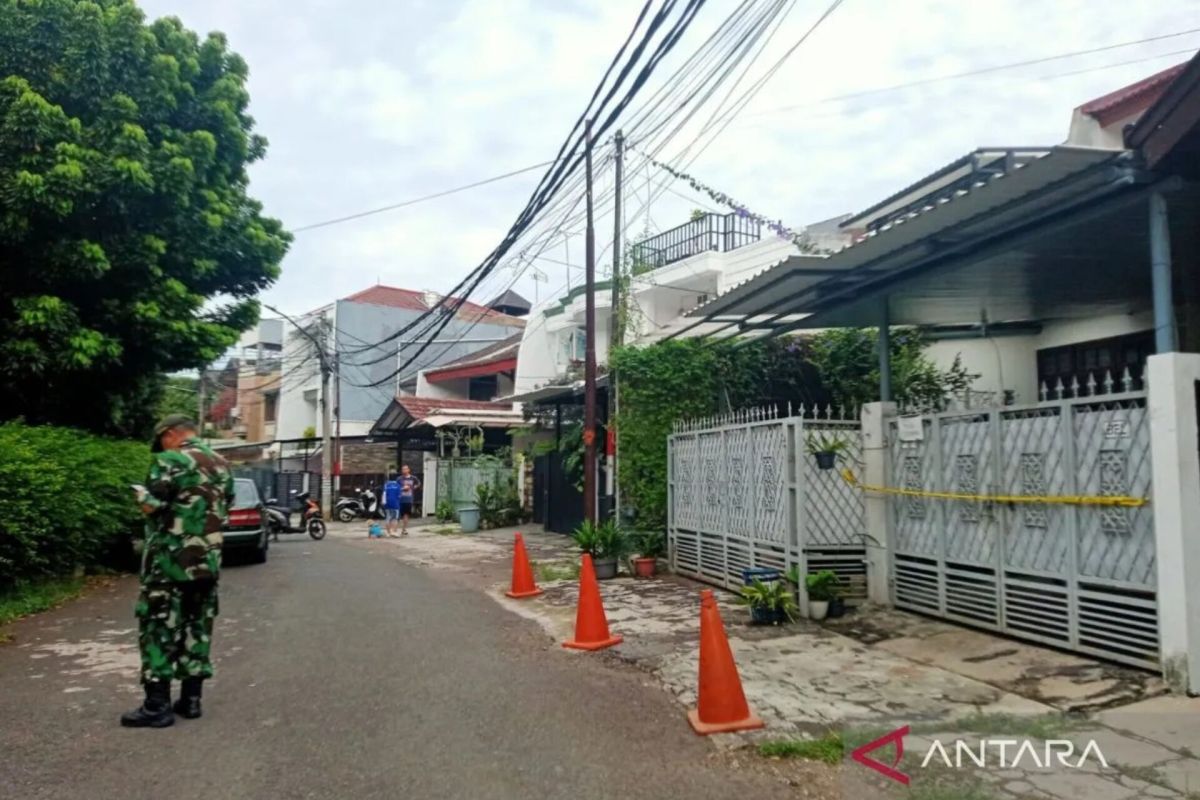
[334,486,382,523]
[264,490,326,540]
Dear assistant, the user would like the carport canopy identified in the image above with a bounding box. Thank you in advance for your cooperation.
[677,146,1198,341]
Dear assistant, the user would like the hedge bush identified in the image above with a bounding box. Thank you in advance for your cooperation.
[0,423,149,590]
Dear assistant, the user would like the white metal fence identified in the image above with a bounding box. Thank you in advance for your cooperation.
[667,405,867,596]
[434,458,514,511]
[889,377,1156,669]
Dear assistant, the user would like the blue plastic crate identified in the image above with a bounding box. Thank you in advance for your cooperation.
[742,567,782,585]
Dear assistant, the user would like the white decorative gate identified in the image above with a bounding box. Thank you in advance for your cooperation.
[667,406,866,596]
[889,383,1156,669]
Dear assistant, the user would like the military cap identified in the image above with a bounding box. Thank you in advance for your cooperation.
[152,414,197,452]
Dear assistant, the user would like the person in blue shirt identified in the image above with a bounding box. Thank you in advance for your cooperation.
[382,473,403,538]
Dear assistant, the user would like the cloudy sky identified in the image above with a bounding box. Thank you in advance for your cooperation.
[139,0,1200,317]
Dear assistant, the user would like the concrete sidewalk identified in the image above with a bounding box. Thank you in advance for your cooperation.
[354,521,1200,799]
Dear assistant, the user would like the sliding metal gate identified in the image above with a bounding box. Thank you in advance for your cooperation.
[889,385,1156,669]
[667,406,866,596]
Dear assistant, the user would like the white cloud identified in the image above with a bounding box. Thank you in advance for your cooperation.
[136,0,1200,313]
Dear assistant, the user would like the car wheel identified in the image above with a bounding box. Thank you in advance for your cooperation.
[250,530,268,564]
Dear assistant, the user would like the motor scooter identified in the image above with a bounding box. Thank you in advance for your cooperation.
[334,486,382,523]
[264,490,326,541]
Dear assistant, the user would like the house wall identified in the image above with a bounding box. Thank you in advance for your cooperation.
[276,306,328,441]
[235,370,280,442]
[514,238,803,396]
[278,300,523,441]
[925,311,1155,405]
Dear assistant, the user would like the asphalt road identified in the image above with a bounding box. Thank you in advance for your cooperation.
[0,534,785,800]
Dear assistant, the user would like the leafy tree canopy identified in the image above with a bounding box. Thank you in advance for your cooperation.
[0,0,290,435]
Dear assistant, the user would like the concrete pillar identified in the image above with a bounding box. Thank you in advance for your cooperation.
[878,299,893,402]
[861,401,897,606]
[422,451,439,518]
[1147,352,1200,694]
[1150,192,1178,354]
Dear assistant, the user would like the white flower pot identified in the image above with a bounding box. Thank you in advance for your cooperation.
[809,600,829,621]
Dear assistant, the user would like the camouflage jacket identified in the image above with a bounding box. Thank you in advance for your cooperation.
[137,437,234,583]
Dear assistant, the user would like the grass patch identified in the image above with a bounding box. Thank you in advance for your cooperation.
[431,526,461,536]
[0,575,89,629]
[533,560,580,583]
[757,732,844,763]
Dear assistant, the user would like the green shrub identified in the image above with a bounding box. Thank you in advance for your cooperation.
[0,422,149,589]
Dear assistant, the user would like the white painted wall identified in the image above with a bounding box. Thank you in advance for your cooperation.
[1147,353,1200,693]
[513,237,802,396]
[925,311,1155,405]
[1065,108,1140,150]
[276,306,329,441]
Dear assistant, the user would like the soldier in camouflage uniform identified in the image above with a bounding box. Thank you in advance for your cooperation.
[122,414,234,729]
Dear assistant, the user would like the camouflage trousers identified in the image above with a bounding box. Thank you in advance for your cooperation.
[135,580,219,684]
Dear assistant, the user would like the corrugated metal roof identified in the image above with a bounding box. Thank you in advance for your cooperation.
[686,146,1132,324]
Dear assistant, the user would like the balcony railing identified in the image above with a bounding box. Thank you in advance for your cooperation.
[629,212,761,275]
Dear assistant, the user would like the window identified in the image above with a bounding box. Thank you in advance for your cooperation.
[561,328,586,364]
[468,375,498,402]
[263,391,278,423]
[1036,330,1152,396]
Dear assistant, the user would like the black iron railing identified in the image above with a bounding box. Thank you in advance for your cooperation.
[629,212,761,274]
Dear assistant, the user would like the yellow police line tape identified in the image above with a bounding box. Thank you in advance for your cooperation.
[838,468,1149,508]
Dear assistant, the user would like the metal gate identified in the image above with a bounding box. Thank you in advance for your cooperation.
[889,384,1156,668]
[667,406,866,595]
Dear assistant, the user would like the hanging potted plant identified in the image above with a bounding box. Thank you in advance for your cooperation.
[805,570,840,621]
[805,431,852,471]
[629,530,665,578]
[738,578,798,625]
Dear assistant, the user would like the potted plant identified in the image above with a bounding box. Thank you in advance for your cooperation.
[435,499,456,523]
[738,578,798,625]
[805,569,840,620]
[629,530,665,578]
[573,519,628,579]
[805,430,852,470]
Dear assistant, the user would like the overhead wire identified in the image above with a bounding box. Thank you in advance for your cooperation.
[344,0,717,387]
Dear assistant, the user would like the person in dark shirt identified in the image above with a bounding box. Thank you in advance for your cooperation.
[396,465,420,536]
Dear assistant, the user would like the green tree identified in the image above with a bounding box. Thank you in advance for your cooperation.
[806,328,976,411]
[153,374,197,420]
[0,0,290,436]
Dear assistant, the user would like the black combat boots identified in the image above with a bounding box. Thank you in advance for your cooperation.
[173,677,204,719]
[120,680,174,728]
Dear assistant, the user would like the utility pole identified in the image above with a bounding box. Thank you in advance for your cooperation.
[334,352,342,496]
[318,319,333,516]
[608,129,624,517]
[197,366,207,441]
[583,118,598,524]
[265,304,334,516]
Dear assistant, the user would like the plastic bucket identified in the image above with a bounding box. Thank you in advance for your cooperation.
[458,507,480,533]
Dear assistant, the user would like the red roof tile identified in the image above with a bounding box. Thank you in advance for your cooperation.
[1079,63,1188,126]
[394,395,512,422]
[344,285,526,328]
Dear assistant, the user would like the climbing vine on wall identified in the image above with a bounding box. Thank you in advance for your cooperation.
[613,331,976,529]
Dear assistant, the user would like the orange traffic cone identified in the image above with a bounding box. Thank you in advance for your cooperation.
[687,589,764,735]
[505,533,543,599]
[562,554,623,651]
